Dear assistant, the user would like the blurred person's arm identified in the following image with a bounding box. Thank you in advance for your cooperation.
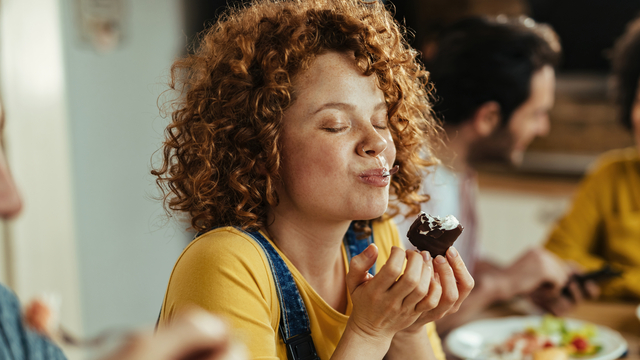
[544,162,608,272]
[544,150,640,299]
[435,248,572,335]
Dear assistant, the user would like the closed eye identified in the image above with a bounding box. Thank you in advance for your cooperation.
[323,126,348,133]
[372,116,389,130]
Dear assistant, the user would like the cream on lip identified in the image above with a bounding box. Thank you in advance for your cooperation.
[374,154,398,177]
[357,155,397,178]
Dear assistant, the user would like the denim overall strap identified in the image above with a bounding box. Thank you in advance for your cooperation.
[343,221,376,276]
[243,229,320,360]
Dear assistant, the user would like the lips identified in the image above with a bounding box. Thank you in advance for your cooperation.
[359,165,398,187]
[360,168,387,177]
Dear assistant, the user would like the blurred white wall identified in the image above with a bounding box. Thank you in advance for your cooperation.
[59,0,190,336]
[478,188,573,267]
[1,0,82,354]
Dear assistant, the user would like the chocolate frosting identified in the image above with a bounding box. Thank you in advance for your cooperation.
[407,213,463,257]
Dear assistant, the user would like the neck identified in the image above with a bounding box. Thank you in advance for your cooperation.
[266,214,349,273]
[265,209,350,312]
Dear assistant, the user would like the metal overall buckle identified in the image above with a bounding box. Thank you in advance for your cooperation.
[284,332,320,360]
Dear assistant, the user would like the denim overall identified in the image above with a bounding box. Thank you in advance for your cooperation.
[243,221,375,360]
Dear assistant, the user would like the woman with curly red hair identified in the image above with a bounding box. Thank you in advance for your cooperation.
[154,0,474,358]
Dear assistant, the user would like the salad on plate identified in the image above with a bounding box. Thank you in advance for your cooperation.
[445,314,627,360]
[493,315,600,359]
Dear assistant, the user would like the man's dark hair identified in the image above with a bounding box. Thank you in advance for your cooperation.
[612,15,640,130]
[427,16,561,126]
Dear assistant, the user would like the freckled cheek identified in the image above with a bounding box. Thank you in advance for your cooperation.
[283,140,349,180]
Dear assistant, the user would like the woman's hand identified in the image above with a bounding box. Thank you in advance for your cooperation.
[400,246,474,334]
[345,245,438,341]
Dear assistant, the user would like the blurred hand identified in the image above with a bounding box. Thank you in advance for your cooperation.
[501,248,571,297]
[101,309,246,360]
[24,294,60,339]
[529,261,601,316]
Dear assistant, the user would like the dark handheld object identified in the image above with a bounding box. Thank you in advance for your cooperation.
[407,213,464,257]
[561,265,623,298]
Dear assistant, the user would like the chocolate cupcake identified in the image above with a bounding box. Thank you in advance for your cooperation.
[407,212,463,257]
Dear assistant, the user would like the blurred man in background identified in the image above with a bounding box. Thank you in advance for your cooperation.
[396,16,597,335]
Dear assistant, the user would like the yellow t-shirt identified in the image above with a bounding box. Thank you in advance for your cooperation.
[159,219,445,360]
[545,147,640,300]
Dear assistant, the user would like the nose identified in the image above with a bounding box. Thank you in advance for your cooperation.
[357,126,388,157]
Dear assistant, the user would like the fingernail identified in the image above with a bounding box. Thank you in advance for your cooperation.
[448,247,459,258]
[363,244,376,259]
[423,251,431,262]
[435,255,446,264]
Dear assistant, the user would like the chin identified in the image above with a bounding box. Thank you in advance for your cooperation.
[365,203,389,220]
[351,200,388,221]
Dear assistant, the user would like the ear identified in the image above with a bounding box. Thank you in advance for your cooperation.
[471,101,501,137]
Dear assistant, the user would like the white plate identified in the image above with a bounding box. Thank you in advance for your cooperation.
[445,316,627,360]
[636,304,640,320]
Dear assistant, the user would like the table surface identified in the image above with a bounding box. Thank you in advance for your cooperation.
[450,300,640,360]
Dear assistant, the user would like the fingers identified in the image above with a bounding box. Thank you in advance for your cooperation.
[157,309,233,360]
[430,254,458,316]
[397,251,433,306]
[346,244,379,293]
[541,251,572,288]
[374,246,408,289]
[582,280,601,299]
[564,280,584,303]
[446,247,475,312]
[531,290,573,316]
[102,309,243,360]
[513,248,570,292]
[415,264,442,313]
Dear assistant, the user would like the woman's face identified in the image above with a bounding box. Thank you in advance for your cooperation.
[273,51,396,225]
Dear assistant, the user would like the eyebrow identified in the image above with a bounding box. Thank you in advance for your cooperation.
[312,101,387,115]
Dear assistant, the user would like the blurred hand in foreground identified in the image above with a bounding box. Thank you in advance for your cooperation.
[101,308,246,360]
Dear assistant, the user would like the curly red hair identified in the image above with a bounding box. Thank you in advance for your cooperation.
[152,0,440,233]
